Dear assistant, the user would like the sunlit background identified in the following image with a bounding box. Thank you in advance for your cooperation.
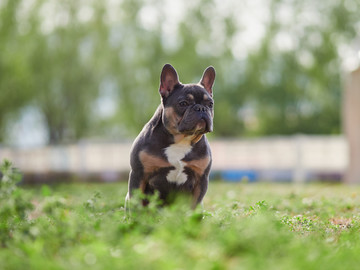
[1,0,360,183]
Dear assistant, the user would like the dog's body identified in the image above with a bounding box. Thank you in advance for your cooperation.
[125,64,215,208]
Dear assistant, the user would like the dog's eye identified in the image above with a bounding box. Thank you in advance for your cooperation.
[179,101,188,107]
[209,102,214,108]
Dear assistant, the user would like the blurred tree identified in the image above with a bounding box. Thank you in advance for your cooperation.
[25,1,109,144]
[0,0,359,144]
[237,0,359,135]
[0,0,33,141]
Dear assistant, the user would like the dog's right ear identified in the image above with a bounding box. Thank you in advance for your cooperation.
[159,64,180,98]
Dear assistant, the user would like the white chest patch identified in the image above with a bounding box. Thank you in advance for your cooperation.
[164,140,192,185]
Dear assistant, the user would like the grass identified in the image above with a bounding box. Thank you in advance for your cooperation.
[2,161,360,269]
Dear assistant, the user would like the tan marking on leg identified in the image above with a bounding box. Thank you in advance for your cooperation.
[192,184,202,209]
[139,151,171,174]
[139,178,148,192]
[185,156,211,176]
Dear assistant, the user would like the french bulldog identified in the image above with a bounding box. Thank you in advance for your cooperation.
[125,64,215,209]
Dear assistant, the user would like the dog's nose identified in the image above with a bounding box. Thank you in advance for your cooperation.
[193,104,207,112]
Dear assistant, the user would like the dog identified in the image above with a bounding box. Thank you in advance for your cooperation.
[125,64,215,209]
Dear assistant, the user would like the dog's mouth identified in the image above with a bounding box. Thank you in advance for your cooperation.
[196,119,207,131]
[178,117,212,135]
[195,118,212,134]
[199,113,213,133]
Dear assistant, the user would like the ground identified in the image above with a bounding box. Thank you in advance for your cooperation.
[1,180,360,270]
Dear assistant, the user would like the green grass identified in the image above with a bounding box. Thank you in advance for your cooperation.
[2,162,360,269]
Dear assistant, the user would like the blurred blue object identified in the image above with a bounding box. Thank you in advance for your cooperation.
[221,170,258,182]
[258,170,294,182]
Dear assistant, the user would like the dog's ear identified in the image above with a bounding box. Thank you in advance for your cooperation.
[159,64,180,98]
[199,66,215,96]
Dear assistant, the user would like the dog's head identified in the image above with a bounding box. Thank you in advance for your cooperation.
[159,64,215,137]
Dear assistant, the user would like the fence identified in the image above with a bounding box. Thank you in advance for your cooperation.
[0,135,348,182]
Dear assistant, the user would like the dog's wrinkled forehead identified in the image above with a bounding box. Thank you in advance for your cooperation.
[166,84,212,105]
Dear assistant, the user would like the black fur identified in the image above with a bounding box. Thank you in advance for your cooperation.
[125,64,215,209]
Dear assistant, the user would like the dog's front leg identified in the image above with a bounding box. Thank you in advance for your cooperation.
[191,175,209,210]
[125,169,147,213]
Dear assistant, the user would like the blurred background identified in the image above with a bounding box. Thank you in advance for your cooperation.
[1,0,360,183]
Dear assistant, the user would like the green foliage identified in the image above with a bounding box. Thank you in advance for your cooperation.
[0,0,34,141]
[0,160,33,247]
[0,0,360,143]
[1,180,360,269]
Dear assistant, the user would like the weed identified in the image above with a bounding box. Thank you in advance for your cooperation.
[1,165,360,269]
[0,160,33,247]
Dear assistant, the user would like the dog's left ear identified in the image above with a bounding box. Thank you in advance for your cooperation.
[199,66,215,96]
